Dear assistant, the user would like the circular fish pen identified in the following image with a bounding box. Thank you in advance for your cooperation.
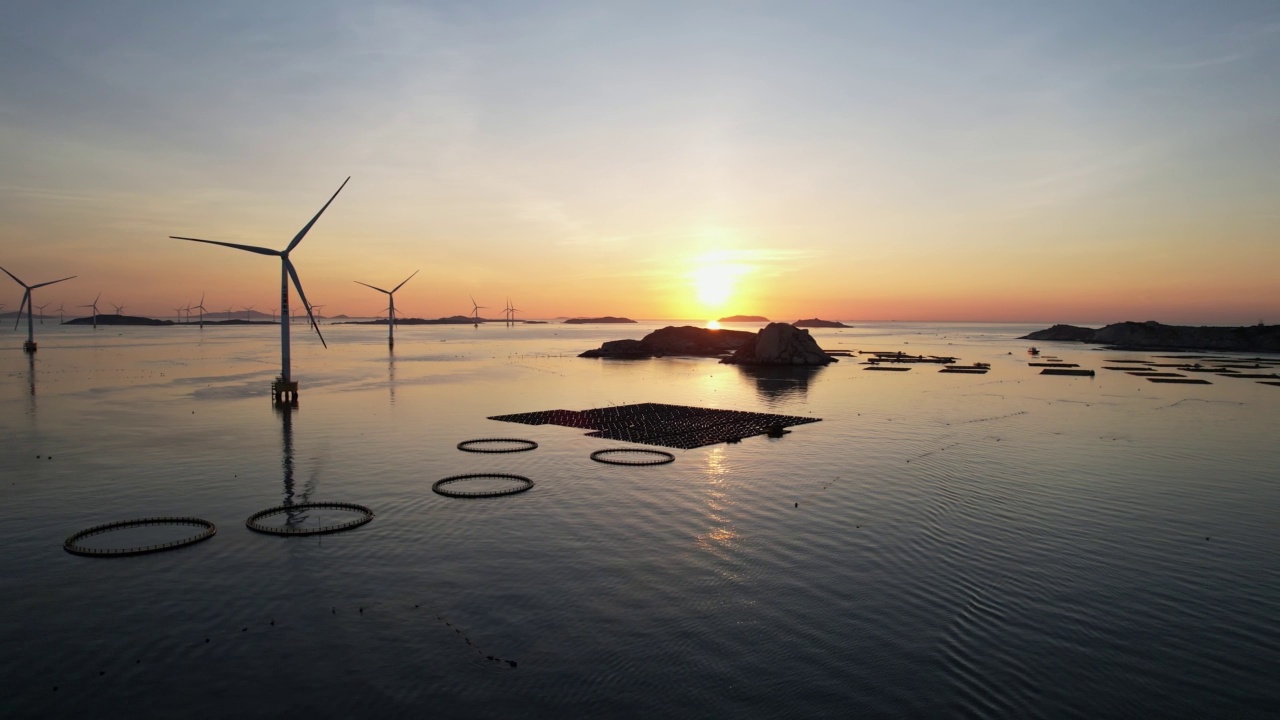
[456,438,539,453]
[590,448,676,466]
[63,517,217,557]
[433,473,534,498]
[245,502,374,536]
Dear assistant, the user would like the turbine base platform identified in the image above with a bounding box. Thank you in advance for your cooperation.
[23,340,36,353]
[272,377,299,405]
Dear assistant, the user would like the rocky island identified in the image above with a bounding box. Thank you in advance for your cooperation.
[338,315,487,325]
[564,316,636,324]
[1021,321,1280,353]
[721,322,838,366]
[65,315,175,326]
[793,318,851,328]
[579,325,754,358]
[718,315,770,323]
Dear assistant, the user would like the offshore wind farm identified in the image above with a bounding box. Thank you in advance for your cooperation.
[3,2,1280,719]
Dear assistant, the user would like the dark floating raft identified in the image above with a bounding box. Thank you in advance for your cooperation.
[940,367,988,374]
[489,403,821,450]
[1127,371,1185,377]
[1259,381,1280,387]
[864,366,912,371]
[1148,378,1212,384]
[1029,362,1080,367]
[1107,359,1152,364]
[1218,373,1280,379]
[1040,368,1096,376]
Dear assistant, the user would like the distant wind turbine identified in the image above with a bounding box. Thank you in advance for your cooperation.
[36,302,48,324]
[192,293,207,328]
[0,265,76,352]
[174,304,186,322]
[241,304,255,321]
[56,302,65,324]
[171,177,346,403]
[112,303,125,316]
[78,292,102,329]
[355,270,418,347]
[469,295,487,327]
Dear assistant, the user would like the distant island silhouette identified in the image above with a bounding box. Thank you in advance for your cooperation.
[1022,321,1280,352]
[64,314,175,326]
[580,325,753,358]
[793,318,850,328]
[718,315,770,322]
[564,316,636,324]
[339,315,491,325]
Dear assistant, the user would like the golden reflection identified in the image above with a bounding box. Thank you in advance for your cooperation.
[706,319,722,330]
[694,447,739,555]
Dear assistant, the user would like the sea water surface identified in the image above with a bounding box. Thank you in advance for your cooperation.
[1,321,1277,718]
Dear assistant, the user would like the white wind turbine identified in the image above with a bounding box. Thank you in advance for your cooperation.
[36,302,49,324]
[78,292,102,329]
[469,295,487,327]
[171,177,347,403]
[191,293,207,328]
[56,302,65,324]
[1,265,75,353]
[355,270,418,347]
[174,304,186,323]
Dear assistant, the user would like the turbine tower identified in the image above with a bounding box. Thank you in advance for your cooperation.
[469,295,487,327]
[1,265,75,352]
[171,177,346,404]
[355,270,418,347]
[56,302,65,324]
[78,292,102,329]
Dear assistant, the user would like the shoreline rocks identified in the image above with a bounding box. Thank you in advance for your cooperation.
[579,325,755,358]
[721,322,838,366]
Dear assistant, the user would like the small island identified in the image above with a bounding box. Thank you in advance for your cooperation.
[580,325,754,358]
[718,315,770,323]
[1021,321,1280,353]
[64,314,175,326]
[338,315,486,325]
[564,316,636,324]
[793,318,850,328]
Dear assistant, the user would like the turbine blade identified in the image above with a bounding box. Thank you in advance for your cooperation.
[94,291,101,303]
[285,176,350,254]
[0,264,27,288]
[171,236,281,257]
[285,259,327,349]
[15,291,30,329]
[354,281,391,294]
[392,270,419,293]
[31,275,76,290]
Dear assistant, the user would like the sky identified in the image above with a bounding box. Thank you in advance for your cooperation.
[2,1,1279,324]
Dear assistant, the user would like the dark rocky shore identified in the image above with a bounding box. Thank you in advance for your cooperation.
[1022,321,1280,353]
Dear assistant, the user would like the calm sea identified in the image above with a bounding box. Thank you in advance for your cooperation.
[2,321,1277,718]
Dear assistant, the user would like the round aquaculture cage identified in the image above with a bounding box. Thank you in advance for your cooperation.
[432,473,535,498]
[63,517,217,557]
[589,448,676,466]
[456,438,539,453]
[245,502,374,536]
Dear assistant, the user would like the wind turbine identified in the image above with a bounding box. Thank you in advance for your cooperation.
[35,302,48,324]
[355,270,418,347]
[225,306,234,321]
[112,302,126,316]
[0,265,75,352]
[56,302,65,324]
[509,298,521,326]
[469,295,487,327]
[192,293,207,328]
[78,292,102,329]
[171,177,345,404]
[174,304,186,323]
[241,304,256,321]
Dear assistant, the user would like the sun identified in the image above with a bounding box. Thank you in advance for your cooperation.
[693,264,735,308]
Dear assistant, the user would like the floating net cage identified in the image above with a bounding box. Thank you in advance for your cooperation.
[456,438,539,453]
[64,517,217,557]
[245,502,374,536]
[433,473,535,499]
[590,448,676,466]
[489,403,820,450]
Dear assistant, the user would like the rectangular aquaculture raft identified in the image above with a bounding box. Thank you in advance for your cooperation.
[489,403,822,450]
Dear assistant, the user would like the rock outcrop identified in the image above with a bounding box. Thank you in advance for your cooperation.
[793,318,850,328]
[1021,321,1280,352]
[579,325,755,358]
[721,322,838,366]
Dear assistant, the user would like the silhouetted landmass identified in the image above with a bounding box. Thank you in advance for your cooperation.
[1022,321,1280,352]
[338,315,485,325]
[793,318,850,328]
[722,322,838,366]
[564,316,636,324]
[718,315,770,322]
[64,314,174,326]
[580,325,754,358]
